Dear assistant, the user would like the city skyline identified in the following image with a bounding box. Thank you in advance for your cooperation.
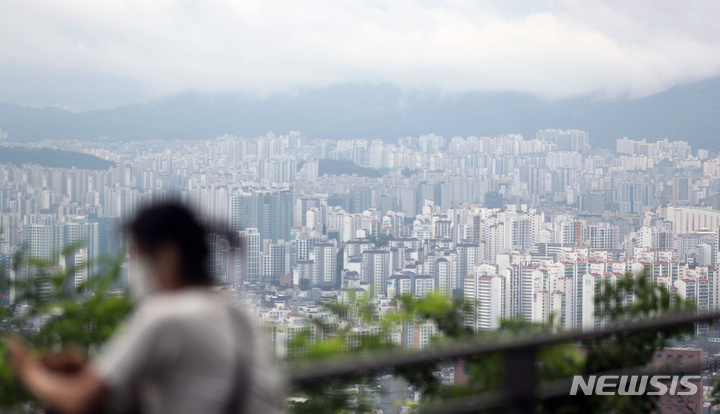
[1,126,718,412]
[2,129,718,296]
[4,1,720,411]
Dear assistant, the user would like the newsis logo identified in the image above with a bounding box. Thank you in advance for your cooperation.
[570,375,700,396]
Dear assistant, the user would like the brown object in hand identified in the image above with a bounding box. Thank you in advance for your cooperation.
[40,350,86,374]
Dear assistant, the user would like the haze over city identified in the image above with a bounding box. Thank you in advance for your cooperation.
[2,1,720,413]
[2,1,720,108]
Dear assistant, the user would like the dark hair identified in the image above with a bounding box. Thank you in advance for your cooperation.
[127,202,211,285]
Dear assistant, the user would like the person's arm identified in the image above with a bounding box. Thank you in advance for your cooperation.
[8,335,108,414]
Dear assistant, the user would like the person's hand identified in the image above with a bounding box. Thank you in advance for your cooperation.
[40,350,86,374]
[7,334,107,414]
[7,333,37,380]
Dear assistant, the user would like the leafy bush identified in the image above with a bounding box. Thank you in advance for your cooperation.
[0,243,132,409]
[288,272,697,413]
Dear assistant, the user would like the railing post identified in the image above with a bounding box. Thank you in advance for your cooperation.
[503,345,538,414]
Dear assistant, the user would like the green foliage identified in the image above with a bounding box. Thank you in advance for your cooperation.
[0,246,132,408]
[368,233,391,248]
[400,168,420,178]
[289,291,474,411]
[560,272,696,413]
[318,159,383,178]
[712,377,720,407]
[299,278,311,291]
[287,289,398,412]
[397,293,472,340]
[289,272,699,413]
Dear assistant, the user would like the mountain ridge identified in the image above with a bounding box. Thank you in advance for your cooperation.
[0,78,719,150]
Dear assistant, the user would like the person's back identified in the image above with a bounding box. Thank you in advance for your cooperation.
[96,288,239,413]
[9,202,284,414]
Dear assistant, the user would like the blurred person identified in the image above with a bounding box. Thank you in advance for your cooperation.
[9,202,284,414]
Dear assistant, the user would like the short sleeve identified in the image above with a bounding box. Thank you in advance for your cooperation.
[91,307,171,400]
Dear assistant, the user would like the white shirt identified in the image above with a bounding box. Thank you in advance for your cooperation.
[93,288,282,414]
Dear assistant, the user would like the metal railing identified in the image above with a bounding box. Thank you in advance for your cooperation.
[289,311,720,413]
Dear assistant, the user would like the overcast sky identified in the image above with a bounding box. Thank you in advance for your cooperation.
[2,0,720,110]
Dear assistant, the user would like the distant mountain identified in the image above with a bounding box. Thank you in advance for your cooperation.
[1,78,719,150]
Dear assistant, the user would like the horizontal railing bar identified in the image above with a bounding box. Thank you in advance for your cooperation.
[289,311,719,384]
[419,362,705,414]
[420,393,502,414]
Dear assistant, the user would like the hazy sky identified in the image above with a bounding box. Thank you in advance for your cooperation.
[2,0,720,110]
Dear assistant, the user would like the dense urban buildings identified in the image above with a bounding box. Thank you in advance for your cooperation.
[1,129,719,411]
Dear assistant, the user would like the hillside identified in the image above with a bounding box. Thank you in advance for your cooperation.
[0,146,115,170]
[1,78,719,150]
